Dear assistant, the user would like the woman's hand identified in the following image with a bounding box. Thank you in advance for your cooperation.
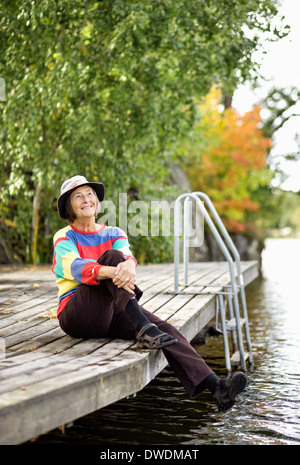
[113,259,136,295]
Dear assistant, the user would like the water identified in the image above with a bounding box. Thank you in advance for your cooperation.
[30,238,300,446]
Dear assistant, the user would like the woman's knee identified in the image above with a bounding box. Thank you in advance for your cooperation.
[97,248,125,266]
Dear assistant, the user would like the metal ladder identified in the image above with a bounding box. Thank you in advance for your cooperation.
[172,192,254,372]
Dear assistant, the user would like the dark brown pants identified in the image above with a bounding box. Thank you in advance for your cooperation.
[58,249,213,398]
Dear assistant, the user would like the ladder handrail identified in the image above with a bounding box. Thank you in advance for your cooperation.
[174,193,237,293]
[173,192,254,371]
[194,192,253,365]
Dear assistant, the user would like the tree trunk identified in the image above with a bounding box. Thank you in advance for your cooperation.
[31,185,41,264]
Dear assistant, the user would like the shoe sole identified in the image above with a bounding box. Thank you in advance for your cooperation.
[229,372,247,397]
[218,372,247,412]
[137,338,178,350]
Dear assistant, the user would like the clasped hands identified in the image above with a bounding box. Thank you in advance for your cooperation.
[96,258,136,294]
[112,259,136,295]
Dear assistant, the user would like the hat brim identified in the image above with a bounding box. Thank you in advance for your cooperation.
[58,182,105,219]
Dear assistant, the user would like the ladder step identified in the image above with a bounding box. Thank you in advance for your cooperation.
[230,351,249,365]
[226,318,245,330]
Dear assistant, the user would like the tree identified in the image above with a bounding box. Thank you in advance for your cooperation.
[0,0,287,262]
[261,86,300,188]
[182,86,273,233]
[244,86,300,236]
[262,86,300,138]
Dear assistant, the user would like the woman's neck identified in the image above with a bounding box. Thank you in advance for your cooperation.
[72,218,98,232]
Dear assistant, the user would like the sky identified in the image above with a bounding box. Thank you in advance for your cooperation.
[232,0,300,192]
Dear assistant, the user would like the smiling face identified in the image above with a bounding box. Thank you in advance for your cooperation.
[69,185,98,222]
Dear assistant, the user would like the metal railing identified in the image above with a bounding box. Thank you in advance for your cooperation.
[172,192,253,372]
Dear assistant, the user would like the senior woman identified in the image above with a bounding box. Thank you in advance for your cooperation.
[52,175,247,412]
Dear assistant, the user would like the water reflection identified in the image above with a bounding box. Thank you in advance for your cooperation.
[31,239,300,445]
[237,238,300,445]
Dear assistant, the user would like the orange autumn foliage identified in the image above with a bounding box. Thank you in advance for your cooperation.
[185,87,272,232]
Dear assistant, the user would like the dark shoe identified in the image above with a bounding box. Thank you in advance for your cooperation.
[136,323,178,349]
[214,371,247,412]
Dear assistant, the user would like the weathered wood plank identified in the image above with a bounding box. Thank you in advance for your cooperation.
[0,261,259,445]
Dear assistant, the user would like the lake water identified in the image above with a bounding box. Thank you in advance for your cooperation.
[30,238,300,446]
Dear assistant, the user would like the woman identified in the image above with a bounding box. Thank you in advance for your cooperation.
[52,175,247,412]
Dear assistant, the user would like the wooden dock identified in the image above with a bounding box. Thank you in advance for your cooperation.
[0,260,259,445]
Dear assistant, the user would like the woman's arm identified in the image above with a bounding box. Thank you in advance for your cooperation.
[53,233,101,286]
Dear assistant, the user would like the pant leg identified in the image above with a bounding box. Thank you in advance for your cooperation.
[96,249,143,310]
[59,282,114,337]
[59,249,213,397]
[107,304,214,398]
[58,249,142,338]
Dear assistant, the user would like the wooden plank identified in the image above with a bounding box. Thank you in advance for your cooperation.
[0,349,165,445]
[0,261,259,444]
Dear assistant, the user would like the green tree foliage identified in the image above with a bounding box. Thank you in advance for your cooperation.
[0,0,286,263]
[251,188,300,235]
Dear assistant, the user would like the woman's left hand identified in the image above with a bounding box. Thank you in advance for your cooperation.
[113,259,136,294]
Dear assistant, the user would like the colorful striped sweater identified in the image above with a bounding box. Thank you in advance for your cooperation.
[52,224,136,316]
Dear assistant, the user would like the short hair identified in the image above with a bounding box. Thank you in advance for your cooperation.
[64,188,101,223]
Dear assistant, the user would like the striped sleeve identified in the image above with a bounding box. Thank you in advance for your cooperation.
[52,229,102,285]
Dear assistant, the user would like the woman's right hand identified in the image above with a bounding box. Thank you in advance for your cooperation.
[96,265,135,295]
[112,260,136,295]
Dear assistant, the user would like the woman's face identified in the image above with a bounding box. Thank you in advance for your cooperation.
[70,185,97,221]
